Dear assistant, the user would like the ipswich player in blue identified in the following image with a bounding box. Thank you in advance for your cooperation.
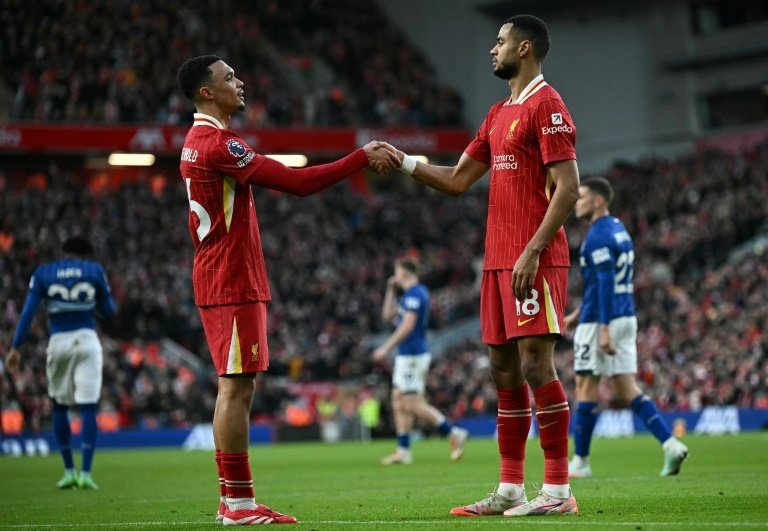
[6,236,115,489]
[564,178,688,478]
[372,255,468,465]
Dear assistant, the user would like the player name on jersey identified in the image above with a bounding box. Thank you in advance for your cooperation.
[56,267,83,279]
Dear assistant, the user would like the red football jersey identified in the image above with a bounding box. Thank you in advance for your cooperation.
[180,113,367,306]
[465,75,576,270]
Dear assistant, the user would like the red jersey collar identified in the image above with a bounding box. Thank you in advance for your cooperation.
[192,113,225,129]
[505,74,547,106]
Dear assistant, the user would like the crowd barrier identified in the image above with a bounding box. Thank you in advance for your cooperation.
[460,406,768,438]
[1,424,272,456]
[1,407,766,456]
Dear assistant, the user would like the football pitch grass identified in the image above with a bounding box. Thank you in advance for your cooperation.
[1,432,767,530]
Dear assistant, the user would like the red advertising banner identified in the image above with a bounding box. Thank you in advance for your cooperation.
[695,128,768,155]
[0,124,472,155]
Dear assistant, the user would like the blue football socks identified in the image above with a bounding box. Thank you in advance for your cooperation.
[52,400,74,470]
[631,395,672,443]
[574,401,600,457]
[79,403,98,473]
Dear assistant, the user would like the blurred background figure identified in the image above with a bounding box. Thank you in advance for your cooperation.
[6,236,115,489]
[373,254,468,465]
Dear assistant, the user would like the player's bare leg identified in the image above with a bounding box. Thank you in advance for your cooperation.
[613,374,689,476]
[214,376,253,452]
[215,376,297,525]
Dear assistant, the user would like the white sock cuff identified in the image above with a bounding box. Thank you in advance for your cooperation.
[498,482,525,499]
[227,497,258,511]
[542,483,571,499]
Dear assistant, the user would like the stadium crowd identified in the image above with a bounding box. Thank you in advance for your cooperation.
[0,0,463,127]
[1,140,767,433]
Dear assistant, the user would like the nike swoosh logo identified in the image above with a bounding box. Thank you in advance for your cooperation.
[517,317,535,326]
[489,126,497,135]
[539,421,559,430]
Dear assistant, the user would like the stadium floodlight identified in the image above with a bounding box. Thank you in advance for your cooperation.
[264,154,308,167]
[107,153,156,166]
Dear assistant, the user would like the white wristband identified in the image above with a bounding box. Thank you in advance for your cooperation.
[399,154,417,175]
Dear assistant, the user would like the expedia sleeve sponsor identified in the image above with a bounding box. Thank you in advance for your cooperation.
[541,112,574,135]
[541,123,574,135]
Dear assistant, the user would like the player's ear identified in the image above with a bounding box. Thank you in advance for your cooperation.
[519,40,532,58]
[198,85,214,101]
[597,195,607,207]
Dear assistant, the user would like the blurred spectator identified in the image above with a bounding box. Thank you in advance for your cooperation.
[0,0,464,127]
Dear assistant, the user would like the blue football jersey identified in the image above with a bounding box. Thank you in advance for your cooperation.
[578,216,635,324]
[12,258,116,347]
[394,283,430,355]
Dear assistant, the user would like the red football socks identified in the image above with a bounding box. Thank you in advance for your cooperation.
[497,385,531,484]
[215,449,226,498]
[533,380,570,485]
[220,451,255,499]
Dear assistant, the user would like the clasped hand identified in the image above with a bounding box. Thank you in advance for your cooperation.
[363,141,401,174]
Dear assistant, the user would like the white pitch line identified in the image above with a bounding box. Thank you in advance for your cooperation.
[0,522,209,529]
[307,522,768,527]
[2,520,766,529]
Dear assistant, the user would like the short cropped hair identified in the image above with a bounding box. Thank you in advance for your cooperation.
[582,177,615,204]
[505,15,550,61]
[177,55,221,102]
[62,236,93,258]
[395,256,421,276]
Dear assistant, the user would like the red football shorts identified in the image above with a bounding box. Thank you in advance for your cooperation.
[480,267,568,345]
[198,302,270,376]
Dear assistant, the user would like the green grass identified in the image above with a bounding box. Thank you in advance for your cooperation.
[1,433,767,529]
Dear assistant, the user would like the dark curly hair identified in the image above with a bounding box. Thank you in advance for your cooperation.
[504,15,550,61]
[177,55,221,102]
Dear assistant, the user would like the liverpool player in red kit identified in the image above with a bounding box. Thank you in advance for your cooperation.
[384,15,580,517]
[177,55,397,525]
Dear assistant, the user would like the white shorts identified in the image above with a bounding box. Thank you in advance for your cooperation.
[392,353,431,394]
[46,329,103,405]
[573,317,638,377]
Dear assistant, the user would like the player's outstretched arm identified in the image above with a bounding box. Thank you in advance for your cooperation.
[242,142,398,197]
[381,143,488,196]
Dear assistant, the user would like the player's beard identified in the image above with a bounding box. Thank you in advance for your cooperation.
[493,61,518,80]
